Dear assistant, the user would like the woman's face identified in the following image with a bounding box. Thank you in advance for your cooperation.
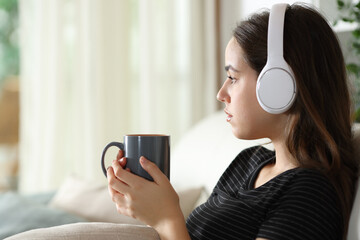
[217,37,286,140]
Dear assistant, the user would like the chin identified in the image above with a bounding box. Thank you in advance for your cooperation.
[232,128,249,140]
[231,126,262,140]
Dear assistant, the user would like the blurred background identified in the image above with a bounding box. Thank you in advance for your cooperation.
[0,0,358,194]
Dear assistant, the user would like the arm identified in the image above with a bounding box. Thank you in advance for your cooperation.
[107,152,191,240]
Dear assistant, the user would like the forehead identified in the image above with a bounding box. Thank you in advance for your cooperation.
[225,37,246,68]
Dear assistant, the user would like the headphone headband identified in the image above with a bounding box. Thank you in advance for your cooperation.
[268,4,288,58]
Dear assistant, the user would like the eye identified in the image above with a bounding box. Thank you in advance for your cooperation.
[227,75,237,84]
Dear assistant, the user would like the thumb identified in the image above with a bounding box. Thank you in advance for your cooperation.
[140,156,167,184]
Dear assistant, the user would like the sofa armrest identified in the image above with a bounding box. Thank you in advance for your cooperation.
[5,222,160,240]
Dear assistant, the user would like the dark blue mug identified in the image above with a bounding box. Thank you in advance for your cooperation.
[101,134,170,181]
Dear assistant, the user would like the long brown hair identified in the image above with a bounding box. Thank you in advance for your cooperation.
[233,3,358,238]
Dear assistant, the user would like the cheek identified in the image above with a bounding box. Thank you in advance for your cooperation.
[232,86,271,136]
[240,102,264,127]
[234,84,260,116]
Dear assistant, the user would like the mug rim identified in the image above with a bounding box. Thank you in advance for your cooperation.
[125,134,169,137]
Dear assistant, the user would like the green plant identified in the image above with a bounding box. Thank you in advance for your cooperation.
[336,0,360,122]
[0,0,18,87]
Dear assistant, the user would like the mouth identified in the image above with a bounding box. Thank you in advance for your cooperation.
[224,109,233,122]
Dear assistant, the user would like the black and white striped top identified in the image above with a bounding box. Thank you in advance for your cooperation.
[186,146,342,240]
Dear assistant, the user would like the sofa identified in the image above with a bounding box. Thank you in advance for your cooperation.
[4,110,360,240]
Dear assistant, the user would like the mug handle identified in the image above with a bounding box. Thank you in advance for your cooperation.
[101,142,124,177]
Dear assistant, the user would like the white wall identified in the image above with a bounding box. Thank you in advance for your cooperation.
[240,0,312,18]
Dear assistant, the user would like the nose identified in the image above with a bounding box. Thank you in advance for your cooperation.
[217,82,230,103]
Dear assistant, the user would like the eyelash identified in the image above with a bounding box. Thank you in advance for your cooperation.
[227,76,237,84]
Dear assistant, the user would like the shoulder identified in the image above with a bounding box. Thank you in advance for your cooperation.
[279,168,341,217]
[284,168,340,205]
[258,168,343,240]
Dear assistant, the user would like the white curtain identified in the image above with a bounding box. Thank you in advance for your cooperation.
[19,0,219,193]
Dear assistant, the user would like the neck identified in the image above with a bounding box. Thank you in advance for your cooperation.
[272,139,299,171]
[253,138,299,189]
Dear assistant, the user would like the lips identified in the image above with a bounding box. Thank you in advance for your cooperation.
[224,109,233,122]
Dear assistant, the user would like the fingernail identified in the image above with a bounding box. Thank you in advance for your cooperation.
[140,156,147,164]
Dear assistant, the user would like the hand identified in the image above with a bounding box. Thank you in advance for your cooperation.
[107,151,184,230]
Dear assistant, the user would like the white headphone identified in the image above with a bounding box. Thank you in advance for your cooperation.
[256,3,297,114]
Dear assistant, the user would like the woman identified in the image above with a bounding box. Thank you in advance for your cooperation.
[107,3,358,240]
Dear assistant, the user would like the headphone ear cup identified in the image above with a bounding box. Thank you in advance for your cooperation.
[259,4,297,114]
[256,67,296,114]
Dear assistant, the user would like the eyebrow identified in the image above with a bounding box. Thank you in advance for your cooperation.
[224,65,240,72]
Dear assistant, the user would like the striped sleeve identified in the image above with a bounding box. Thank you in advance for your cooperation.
[257,171,343,240]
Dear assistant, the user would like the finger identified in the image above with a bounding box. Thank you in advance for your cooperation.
[109,189,130,216]
[107,176,135,218]
[107,169,125,198]
[107,165,131,194]
[139,156,168,184]
[108,183,124,201]
[116,149,124,161]
[112,158,142,187]
[119,157,127,168]
[107,182,135,218]
[115,201,134,218]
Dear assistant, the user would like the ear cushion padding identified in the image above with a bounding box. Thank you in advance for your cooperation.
[256,67,296,114]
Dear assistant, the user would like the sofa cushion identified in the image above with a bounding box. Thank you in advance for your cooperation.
[0,192,86,239]
[49,175,205,223]
[171,110,273,194]
[50,175,143,225]
[5,222,159,240]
